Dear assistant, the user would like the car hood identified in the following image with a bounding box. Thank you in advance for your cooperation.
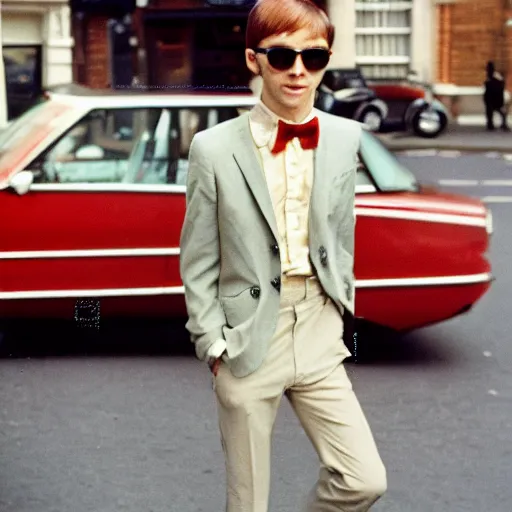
[357,183,488,219]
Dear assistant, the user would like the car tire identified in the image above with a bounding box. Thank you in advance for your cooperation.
[411,105,448,138]
[358,106,383,132]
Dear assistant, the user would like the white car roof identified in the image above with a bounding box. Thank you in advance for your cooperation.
[46,84,260,109]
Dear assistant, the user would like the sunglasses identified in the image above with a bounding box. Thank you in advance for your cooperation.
[254,47,331,72]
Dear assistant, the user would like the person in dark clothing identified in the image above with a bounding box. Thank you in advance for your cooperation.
[484,61,509,131]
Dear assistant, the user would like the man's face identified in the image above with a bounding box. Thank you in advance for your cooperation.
[245,27,330,120]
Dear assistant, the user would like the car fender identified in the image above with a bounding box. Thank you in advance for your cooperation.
[404,98,428,124]
[405,98,450,125]
[431,98,450,119]
[354,98,388,120]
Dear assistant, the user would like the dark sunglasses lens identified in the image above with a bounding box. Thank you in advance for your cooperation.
[302,49,330,71]
[267,48,297,70]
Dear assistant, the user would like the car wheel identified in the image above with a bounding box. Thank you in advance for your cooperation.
[358,106,383,132]
[411,105,448,138]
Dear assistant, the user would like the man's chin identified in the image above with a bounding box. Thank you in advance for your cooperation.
[280,93,312,109]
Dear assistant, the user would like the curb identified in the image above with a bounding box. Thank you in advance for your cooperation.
[376,131,512,154]
[380,141,512,153]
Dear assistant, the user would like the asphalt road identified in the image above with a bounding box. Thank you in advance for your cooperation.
[1,152,511,512]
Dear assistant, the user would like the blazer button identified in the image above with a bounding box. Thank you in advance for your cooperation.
[250,286,261,299]
[270,243,280,256]
[319,246,328,266]
[343,277,352,301]
[271,276,281,292]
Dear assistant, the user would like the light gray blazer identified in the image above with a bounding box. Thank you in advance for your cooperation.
[179,109,362,378]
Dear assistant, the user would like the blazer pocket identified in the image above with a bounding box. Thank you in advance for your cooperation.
[220,287,258,328]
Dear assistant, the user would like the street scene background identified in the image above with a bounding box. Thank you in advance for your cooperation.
[1,1,512,511]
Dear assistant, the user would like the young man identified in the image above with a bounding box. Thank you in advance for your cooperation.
[179,1,387,510]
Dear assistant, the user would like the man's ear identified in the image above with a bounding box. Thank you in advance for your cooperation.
[245,49,261,75]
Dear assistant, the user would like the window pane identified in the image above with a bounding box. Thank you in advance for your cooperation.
[171,106,239,186]
[36,108,164,184]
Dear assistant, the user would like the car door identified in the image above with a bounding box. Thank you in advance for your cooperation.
[1,102,241,322]
[1,105,186,320]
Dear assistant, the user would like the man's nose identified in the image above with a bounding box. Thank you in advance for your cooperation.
[289,53,306,75]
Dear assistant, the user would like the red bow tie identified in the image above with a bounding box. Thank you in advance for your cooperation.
[271,116,320,154]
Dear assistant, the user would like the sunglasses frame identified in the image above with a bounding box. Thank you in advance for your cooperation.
[253,46,332,72]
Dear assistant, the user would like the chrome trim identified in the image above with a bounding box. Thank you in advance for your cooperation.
[0,248,180,260]
[0,273,492,300]
[355,207,487,227]
[356,273,493,288]
[30,184,186,194]
[32,183,379,195]
[0,286,185,300]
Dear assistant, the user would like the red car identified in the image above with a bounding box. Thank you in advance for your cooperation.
[0,85,493,336]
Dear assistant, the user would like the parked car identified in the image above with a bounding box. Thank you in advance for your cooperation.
[315,68,388,132]
[0,85,493,337]
[368,72,450,138]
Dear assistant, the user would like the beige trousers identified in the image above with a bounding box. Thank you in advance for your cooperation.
[213,276,387,512]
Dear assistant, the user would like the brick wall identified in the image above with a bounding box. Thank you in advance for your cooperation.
[85,16,110,88]
[439,0,510,87]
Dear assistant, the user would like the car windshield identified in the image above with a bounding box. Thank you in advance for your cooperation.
[0,98,72,186]
[0,99,50,152]
[360,130,419,192]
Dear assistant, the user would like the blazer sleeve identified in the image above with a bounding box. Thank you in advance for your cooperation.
[179,134,226,362]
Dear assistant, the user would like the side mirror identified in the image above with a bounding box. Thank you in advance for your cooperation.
[9,170,34,195]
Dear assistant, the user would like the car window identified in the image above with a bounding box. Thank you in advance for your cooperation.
[32,108,165,184]
[359,131,418,192]
[129,106,239,186]
[30,104,239,186]
[0,99,72,186]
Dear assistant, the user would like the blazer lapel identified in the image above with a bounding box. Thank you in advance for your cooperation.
[232,116,280,242]
[309,113,330,231]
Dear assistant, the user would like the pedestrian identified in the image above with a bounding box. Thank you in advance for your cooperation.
[179,0,387,510]
[483,60,510,131]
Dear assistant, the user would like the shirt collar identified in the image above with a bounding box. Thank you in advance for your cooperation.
[249,100,317,149]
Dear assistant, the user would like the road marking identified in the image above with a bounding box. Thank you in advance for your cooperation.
[437,150,462,158]
[400,149,438,157]
[482,196,512,203]
[483,351,493,357]
[480,180,512,186]
[439,179,479,186]
[488,389,499,396]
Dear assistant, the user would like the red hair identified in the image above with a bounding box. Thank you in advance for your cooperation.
[246,0,335,50]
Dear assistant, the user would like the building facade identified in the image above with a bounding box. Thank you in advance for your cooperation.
[0,0,73,124]
[1,0,508,123]
[433,0,512,115]
[70,0,434,90]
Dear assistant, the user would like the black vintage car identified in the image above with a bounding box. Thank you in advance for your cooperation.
[315,68,388,132]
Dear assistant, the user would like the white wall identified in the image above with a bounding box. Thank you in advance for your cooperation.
[0,0,73,126]
[327,0,356,69]
[410,0,435,83]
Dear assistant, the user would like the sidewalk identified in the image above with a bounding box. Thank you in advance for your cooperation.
[377,116,512,153]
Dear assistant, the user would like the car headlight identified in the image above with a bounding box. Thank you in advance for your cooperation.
[485,208,493,235]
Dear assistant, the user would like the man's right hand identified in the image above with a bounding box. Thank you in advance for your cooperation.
[209,357,222,377]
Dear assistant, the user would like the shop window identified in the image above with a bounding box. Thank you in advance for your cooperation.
[3,46,42,120]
